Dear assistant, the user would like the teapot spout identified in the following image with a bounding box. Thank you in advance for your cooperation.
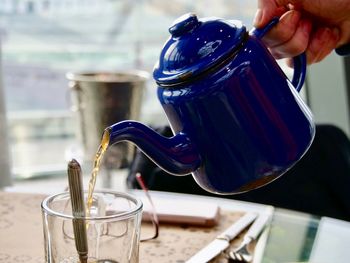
[106,121,201,175]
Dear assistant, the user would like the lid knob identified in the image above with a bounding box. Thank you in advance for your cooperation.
[169,13,200,37]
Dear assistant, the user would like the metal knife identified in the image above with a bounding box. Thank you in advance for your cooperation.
[186,212,257,263]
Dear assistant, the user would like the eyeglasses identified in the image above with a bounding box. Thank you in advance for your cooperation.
[135,172,159,242]
[62,172,159,243]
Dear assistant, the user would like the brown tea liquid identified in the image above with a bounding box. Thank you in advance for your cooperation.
[86,128,110,214]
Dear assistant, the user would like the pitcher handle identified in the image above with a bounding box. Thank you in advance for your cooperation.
[250,17,306,92]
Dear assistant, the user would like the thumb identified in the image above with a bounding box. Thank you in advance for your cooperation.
[254,0,290,28]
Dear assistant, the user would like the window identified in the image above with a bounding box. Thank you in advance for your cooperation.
[1,0,257,181]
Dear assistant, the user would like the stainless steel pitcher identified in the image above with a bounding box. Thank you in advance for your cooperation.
[67,71,149,173]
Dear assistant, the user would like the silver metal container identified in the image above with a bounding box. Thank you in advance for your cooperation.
[67,71,149,173]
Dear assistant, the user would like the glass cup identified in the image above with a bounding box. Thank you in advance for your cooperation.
[41,190,143,263]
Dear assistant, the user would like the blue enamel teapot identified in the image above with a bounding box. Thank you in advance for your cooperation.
[105,13,315,194]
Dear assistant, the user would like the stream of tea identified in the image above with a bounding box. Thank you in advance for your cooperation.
[86,128,110,214]
[74,128,122,263]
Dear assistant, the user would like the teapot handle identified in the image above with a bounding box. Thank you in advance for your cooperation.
[250,17,306,92]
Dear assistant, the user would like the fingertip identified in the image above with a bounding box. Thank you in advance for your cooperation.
[305,50,315,65]
[307,27,339,64]
[253,9,263,27]
[253,4,288,28]
[280,9,301,26]
[332,27,341,42]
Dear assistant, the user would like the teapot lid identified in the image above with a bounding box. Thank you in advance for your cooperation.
[153,13,247,87]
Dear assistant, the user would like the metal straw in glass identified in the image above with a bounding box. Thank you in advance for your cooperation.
[67,159,88,263]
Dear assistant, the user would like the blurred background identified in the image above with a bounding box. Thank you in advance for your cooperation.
[0,0,349,187]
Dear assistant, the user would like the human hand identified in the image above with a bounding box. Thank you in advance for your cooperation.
[254,0,350,65]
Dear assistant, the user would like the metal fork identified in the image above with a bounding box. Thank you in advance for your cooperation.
[227,211,271,262]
